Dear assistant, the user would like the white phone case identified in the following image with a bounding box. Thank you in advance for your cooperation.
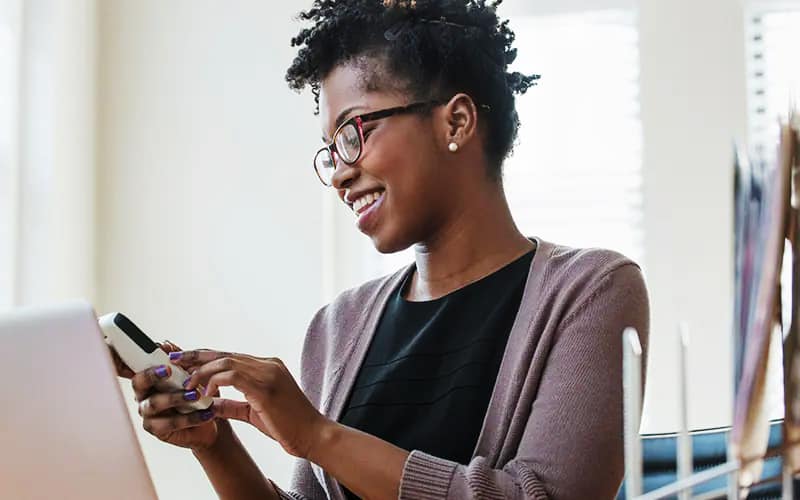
[98,312,213,414]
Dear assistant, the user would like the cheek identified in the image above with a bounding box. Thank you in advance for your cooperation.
[370,125,439,180]
[358,124,446,243]
[370,134,437,201]
[383,144,443,234]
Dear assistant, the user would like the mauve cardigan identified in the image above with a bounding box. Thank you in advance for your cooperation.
[275,237,650,500]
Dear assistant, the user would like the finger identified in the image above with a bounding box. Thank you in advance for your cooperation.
[203,370,259,398]
[193,357,284,395]
[168,349,236,367]
[182,356,245,391]
[131,364,172,402]
[160,340,183,353]
[211,398,275,440]
[142,406,216,439]
[109,346,135,379]
[139,389,205,418]
[210,398,251,423]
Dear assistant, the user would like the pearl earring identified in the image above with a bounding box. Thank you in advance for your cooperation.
[448,142,459,153]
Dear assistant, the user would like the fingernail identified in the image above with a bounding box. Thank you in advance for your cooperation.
[183,390,199,401]
[182,377,192,388]
[169,352,183,361]
[199,408,214,421]
[155,365,169,378]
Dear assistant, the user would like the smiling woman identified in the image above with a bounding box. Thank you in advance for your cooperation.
[122,1,649,500]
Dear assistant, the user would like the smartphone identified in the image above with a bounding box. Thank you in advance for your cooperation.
[98,312,213,414]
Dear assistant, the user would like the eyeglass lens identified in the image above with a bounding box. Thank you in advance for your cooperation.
[314,122,362,185]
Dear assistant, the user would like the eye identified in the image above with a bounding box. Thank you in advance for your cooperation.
[363,127,376,141]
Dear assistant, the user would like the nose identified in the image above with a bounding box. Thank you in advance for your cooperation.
[330,152,359,190]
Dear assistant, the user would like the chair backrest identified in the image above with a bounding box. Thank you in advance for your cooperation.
[617,420,790,499]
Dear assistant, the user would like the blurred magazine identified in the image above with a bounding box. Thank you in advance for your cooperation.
[733,146,765,393]
[731,119,795,490]
[782,117,800,473]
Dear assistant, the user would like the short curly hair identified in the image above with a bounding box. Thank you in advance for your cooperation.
[286,0,540,178]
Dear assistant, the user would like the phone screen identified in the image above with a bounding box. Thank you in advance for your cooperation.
[113,313,159,354]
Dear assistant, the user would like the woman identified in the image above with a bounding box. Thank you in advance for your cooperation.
[122,1,650,498]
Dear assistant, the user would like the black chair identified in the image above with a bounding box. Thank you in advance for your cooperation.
[617,420,797,499]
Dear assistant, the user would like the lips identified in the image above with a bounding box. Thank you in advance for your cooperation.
[356,190,385,232]
[352,189,386,215]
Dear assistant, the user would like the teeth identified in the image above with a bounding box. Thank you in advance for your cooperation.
[353,190,384,214]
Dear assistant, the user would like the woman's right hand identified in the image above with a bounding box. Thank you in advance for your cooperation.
[127,341,223,451]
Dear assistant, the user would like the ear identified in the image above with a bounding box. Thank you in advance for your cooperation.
[439,93,479,152]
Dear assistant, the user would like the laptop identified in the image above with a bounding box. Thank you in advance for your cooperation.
[0,301,158,500]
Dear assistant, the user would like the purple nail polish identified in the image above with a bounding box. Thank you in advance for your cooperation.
[154,365,169,378]
[182,377,192,388]
[199,409,214,421]
[169,351,182,361]
[183,390,199,401]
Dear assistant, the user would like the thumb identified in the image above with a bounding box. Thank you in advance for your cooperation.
[211,398,252,423]
[158,340,183,353]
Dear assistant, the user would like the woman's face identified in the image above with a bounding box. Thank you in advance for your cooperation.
[318,62,456,254]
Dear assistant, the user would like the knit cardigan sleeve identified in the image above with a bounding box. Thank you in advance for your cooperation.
[398,263,650,500]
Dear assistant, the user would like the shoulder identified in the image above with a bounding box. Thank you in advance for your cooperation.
[535,239,645,298]
[531,238,648,327]
[525,239,650,368]
[539,239,642,284]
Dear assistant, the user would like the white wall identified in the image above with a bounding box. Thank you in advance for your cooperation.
[8,0,97,307]
[96,1,323,498]
[638,0,747,432]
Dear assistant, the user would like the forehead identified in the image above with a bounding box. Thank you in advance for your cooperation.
[318,61,407,140]
[319,64,367,127]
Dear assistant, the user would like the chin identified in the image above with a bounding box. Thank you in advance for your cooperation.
[368,228,414,255]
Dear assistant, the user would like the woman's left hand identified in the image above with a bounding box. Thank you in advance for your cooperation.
[170,349,330,460]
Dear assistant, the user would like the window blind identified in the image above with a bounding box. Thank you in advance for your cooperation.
[746,5,800,161]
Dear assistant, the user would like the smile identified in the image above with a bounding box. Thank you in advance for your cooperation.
[354,190,385,216]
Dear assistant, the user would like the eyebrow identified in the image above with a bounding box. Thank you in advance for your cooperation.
[321,105,367,143]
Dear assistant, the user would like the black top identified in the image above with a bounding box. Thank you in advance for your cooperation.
[339,248,535,499]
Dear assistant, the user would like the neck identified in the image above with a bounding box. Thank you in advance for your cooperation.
[405,180,534,301]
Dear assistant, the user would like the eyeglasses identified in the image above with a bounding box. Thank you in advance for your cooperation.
[313,100,444,186]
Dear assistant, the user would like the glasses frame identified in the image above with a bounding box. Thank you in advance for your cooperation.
[313,100,445,186]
